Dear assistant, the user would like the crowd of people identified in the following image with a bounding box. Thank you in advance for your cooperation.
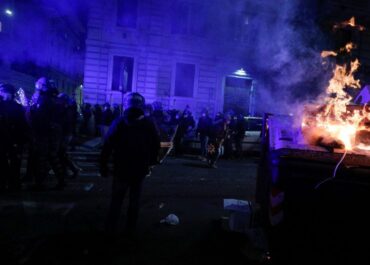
[1,78,251,238]
[0,78,81,192]
[80,101,248,167]
[195,110,247,167]
[1,78,250,192]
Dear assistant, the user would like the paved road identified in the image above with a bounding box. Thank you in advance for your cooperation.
[0,149,264,265]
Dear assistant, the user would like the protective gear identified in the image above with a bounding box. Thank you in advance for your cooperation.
[124,92,145,109]
[29,80,64,189]
[35,77,48,91]
[0,93,29,190]
[35,77,58,96]
[101,106,160,234]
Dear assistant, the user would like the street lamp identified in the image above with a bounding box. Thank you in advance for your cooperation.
[5,9,13,16]
[234,68,247,76]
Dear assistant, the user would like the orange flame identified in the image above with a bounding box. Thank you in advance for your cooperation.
[303,43,369,151]
[357,143,370,151]
[303,17,369,152]
[321,51,337,58]
[320,43,355,59]
[347,17,356,27]
[333,16,365,31]
[314,58,362,150]
[340,42,356,53]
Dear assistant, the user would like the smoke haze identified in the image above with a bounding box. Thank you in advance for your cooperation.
[0,0,332,114]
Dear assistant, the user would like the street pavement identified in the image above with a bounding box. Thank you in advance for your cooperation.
[0,148,265,265]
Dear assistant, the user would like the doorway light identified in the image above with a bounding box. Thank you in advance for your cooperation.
[234,68,247,76]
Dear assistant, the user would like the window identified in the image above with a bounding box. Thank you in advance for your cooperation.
[189,4,206,36]
[171,2,207,36]
[117,0,138,28]
[171,2,189,35]
[111,56,134,92]
[174,63,195,97]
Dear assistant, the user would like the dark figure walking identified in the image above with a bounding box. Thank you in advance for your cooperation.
[207,113,227,168]
[100,92,160,237]
[196,109,212,161]
[68,98,79,151]
[173,109,195,156]
[0,84,28,191]
[100,103,114,143]
[81,103,92,136]
[223,114,234,159]
[93,104,102,137]
[24,78,46,182]
[112,103,121,119]
[29,78,64,190]
[57,93,82,178]
[234,114,246,158]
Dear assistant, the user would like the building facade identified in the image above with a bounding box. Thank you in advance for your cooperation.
[84,0,255,116]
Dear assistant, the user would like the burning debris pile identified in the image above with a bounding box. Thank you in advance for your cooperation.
[302,17,370,153]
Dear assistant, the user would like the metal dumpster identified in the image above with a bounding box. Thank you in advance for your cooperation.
[256,114,370,265]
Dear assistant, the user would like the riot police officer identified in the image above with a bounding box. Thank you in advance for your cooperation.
[57,93,82,178]
[29,78,65,190]
[0,84,28,191]
[100,92,160,237]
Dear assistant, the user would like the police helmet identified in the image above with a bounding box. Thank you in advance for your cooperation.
[35,77,48,91]
[124,92,145,109]
[35,77,58,96]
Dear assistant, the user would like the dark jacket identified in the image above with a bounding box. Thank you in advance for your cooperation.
[209,119,227,145]
[196,116,212,136]
[0,100,29,148]
[177,114,195,135]
[101,108,114,126]
[30,93,62,137]
[93,106,102,125]
[100,107,160,182]
[60,104,77,137]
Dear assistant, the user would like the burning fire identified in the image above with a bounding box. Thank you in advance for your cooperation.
[333,16,365,31]
[302,18,370,152]
[321,50,337,58]
[340,42,356,53]
[321,43,355,58]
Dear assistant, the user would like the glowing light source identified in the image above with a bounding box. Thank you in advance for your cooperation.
[234,68,247,76]
[302,17,369,152]
[5,9,13,16]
